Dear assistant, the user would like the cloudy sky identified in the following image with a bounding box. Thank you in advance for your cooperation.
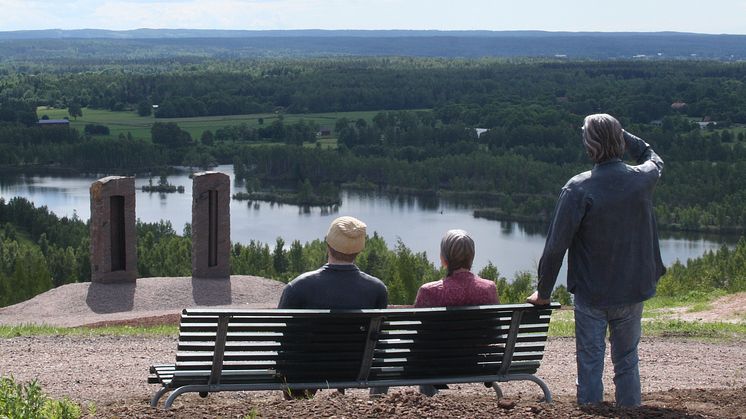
[2,0,746,34]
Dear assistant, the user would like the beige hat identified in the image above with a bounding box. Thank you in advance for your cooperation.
[326,216,367,254]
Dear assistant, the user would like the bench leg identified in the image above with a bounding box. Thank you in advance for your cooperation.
[164,385,209,409]
[150,387,169,407]
[490,382,503,399]
[497,374,552,403]
[525,375,552,403]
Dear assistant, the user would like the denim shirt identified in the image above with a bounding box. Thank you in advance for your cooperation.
[537,132,665,309]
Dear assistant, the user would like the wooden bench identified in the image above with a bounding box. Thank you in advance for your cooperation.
[149,303,561,409]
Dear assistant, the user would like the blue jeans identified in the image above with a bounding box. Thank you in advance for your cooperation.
[574,296,644,407]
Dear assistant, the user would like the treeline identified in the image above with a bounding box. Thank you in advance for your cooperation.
[0,198,89,306]
[5,59,746,123]
[0,119,319,171]
[234,146,565,222]
[2,112,745,232]
[656,237,746,297]
[0,197,570,307]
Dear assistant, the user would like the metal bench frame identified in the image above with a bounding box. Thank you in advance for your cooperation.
[149,303,560,409]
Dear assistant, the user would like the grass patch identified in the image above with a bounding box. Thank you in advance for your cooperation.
[644,289,727,310]
[549,318,746,339]
[548,319,574,337]
[37,107,397,141]
[643,320,746,339]
[686,301,713,313]
[305,137,338,149]
[0,324,177,338]
[546,305,746,340]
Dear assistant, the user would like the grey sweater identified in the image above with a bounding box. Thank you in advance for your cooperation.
[278,263,388,309]
[537,131,665,308]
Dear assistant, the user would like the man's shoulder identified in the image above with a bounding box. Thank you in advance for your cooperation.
[565,170,592,188]
[357,270,388,291]
[286,267,325,287]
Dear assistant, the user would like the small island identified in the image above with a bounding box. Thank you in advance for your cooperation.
[141,176,185,193]
[232,179,340,206]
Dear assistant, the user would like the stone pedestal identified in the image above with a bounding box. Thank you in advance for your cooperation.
[90,176,137,283]
[192,172,230,279]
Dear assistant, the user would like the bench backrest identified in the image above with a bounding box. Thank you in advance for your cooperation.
[173,303,559,387]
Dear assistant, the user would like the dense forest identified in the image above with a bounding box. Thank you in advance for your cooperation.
[2,58,744,233]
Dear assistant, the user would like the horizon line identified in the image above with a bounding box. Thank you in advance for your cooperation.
[2,28,745,37]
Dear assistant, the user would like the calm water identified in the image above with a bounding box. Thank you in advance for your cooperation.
[0,165,738,284]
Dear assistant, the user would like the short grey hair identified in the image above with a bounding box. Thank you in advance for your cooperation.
[327,244,358,263]
[582,114,625,164]
[440,229,475,276]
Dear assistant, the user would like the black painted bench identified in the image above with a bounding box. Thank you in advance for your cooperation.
[149,303,561,409]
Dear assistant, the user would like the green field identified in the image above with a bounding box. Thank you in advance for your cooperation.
[37,106,387,142]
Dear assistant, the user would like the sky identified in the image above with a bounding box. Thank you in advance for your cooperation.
[2,0,746,34]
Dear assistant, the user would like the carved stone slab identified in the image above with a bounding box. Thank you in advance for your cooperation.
[192,172,230,279]
[90,176,137,283]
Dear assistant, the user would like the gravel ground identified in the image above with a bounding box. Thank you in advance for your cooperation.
[1,335,744,418]
[1,278,745,417]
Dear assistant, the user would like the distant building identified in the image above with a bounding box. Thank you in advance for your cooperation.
[696,121,717,129]
[475,128,490,138]
[317,127,332,136]
[37,119,70,126]
[671,101,687,110]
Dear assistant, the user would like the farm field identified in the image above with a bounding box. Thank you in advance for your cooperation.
[36,106,389,141]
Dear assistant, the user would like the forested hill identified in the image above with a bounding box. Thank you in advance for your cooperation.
[1,29,746,60]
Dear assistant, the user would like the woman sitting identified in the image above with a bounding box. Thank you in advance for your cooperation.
[415,229,499,308]
[413,229,500,396]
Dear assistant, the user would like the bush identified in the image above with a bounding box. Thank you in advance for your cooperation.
[551,284,573,306]
[0,375,80,419]
[83,124,110,136]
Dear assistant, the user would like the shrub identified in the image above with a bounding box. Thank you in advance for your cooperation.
[83,124,110,136]
[551,284,573,306]
[0,375,80,419]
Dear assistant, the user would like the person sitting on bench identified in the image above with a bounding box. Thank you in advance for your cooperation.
[413,229,500,396]
[278,215,388,398]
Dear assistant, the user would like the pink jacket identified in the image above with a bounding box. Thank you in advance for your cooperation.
[414,271,499,308]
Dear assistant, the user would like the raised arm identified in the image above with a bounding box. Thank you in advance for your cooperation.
[623,130,663,175]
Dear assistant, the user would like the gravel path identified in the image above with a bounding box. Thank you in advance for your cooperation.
[1,335,744,417]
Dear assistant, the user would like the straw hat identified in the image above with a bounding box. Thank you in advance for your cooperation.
[326,216,366,254]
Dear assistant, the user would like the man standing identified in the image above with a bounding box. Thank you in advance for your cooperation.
[527,114,665,407]
[278,215,388,309]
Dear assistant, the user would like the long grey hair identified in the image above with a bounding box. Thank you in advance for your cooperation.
[582,114,625,163]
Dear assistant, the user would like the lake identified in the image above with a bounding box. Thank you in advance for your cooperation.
[0,165,738,284]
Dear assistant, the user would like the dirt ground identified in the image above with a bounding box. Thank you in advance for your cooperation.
[1,279,745,418]
[1,334,744,418]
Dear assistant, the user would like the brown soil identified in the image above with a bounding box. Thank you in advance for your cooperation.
[665,292,746,324]
[1,278,745,418]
